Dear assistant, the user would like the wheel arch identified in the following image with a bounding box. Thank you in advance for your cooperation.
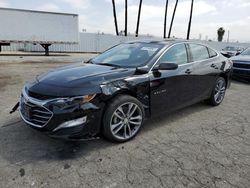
[101,88,150,119]
[218,72,230,88]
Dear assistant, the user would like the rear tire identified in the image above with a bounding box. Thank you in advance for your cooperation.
[206,77,226,106]
[103,95,145,143]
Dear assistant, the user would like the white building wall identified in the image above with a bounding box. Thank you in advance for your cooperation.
[0,8,79,43]
[2,33,250,53]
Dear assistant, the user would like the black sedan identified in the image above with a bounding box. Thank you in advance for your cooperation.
[15,40,232,142]
[230,47,250,81]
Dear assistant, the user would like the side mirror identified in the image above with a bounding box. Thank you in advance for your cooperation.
[153,63,178,71]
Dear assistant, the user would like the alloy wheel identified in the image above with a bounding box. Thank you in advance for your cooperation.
[214,79,226,104]
[110,102,143,140]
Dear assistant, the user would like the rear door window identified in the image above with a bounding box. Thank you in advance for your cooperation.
[189,44,209,62]
[208,48,218,58]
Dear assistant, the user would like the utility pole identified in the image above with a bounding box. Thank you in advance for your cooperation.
[125,0,128,36]
[135,0,142,37]
[227,30,230,42]
[187,0,194,40]
[168,0,178,38]
[163,0,168,38]
[112,0,119,36]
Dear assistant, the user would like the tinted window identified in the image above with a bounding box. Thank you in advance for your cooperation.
[159,44,188,65]
[208,48,218,58]
[189,44,209,61]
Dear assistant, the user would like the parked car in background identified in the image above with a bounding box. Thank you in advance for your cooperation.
[221,46,244,58]
[14,40,232,142]
[230,47,250,81]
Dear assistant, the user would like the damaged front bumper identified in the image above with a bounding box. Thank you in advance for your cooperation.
[16,87,104,140]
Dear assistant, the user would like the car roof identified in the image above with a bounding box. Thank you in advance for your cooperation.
[124,39,218,49]
[124,38,189,46]
[123,39,220,53]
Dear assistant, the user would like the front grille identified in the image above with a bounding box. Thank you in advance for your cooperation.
[233,62,250,69]
[20,95,53,128]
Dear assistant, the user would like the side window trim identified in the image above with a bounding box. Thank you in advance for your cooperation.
[185,43,193,63]
[205,47,210,58]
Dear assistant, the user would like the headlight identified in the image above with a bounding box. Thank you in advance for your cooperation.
[53,94,96,107]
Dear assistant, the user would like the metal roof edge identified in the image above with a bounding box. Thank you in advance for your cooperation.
[0,7,78,16]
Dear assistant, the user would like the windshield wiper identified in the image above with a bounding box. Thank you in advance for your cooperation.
[84,59,93,64]
[100,63,122,68]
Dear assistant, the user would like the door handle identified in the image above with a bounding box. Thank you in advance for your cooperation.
[210,64,218,69]
[185,69,192,74]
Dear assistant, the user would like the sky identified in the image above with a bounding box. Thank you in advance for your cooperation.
[0,0,250,42]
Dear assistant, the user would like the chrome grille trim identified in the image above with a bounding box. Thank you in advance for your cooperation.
[32,114,50,119]
[33,109,52,114]
[19,88,53,128]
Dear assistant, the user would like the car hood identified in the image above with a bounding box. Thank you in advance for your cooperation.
[230,55,250,62]
[27,63,136,97]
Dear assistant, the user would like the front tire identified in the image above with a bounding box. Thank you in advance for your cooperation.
[207,77,226,106]
[103,95,145,142]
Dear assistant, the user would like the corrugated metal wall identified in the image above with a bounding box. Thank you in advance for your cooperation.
[1,32,250,53]
[1,43,25,51]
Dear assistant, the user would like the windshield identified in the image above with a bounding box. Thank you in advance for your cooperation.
[241,48,250,55]
[92,43,163,68]
[223,46,237,51]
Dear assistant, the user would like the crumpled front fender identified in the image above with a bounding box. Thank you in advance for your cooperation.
[100,76,151,116]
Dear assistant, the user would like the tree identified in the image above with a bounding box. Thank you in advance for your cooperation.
[125,0,128,36]
[186,0,194,40]
[168,0,178,38]
[135,0,143,37]
[217,27,225,42]
[112,0,119,36]
[163,0,169,38]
